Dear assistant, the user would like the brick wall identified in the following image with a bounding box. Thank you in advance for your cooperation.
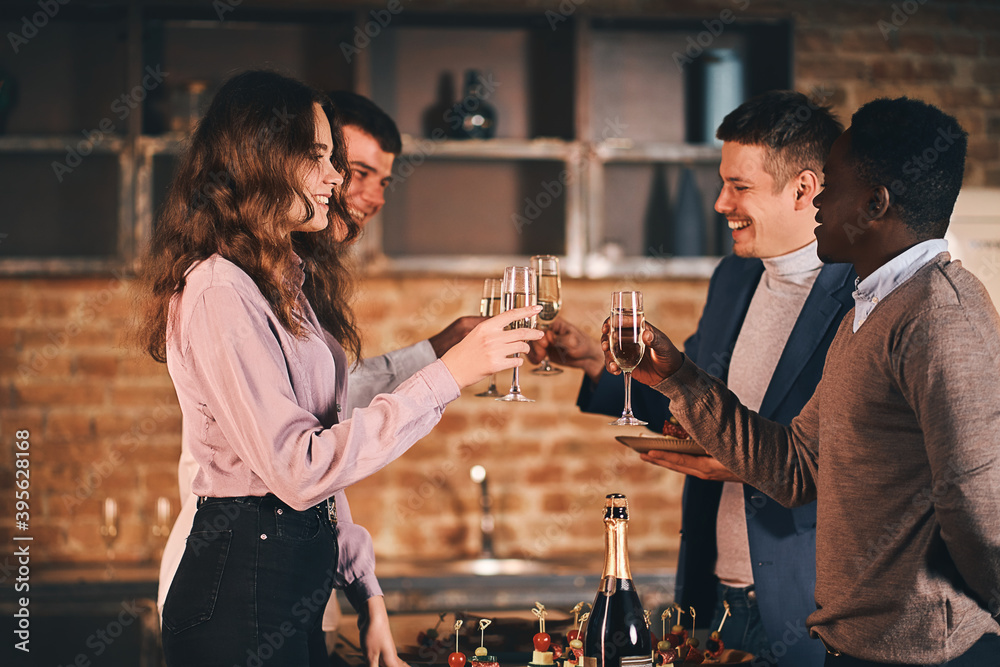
[3,0,1000,576]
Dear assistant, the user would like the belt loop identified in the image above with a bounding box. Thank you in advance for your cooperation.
[197,496,208,508]
[817,635,841,657]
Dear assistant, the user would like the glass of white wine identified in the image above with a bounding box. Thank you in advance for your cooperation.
[497,266,537,402]
[475,278,503,397]
[530,255,563,375]
[609,291,648,426]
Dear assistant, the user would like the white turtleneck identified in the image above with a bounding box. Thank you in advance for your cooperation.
[714,240,824,588]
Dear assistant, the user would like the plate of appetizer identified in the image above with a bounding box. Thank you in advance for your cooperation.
[615,417,707,456]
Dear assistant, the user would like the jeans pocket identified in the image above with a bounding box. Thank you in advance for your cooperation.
[162,530,232,633]
[273,506,321,541]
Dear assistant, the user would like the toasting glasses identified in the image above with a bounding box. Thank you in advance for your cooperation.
[497,266,537,402]
[609,291,648,426]
[530,255,563,375]
[475,278,503,397]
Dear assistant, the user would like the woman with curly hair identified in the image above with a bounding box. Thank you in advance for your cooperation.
[135,70,541,666]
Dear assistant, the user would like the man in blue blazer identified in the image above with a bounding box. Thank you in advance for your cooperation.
[531,91,854,666]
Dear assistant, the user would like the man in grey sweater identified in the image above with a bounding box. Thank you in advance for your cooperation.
[619,98,1000,666]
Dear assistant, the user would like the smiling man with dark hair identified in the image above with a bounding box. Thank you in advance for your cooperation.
[624,97,1000,666]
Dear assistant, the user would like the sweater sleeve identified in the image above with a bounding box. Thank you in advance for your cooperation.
[895,307,1000,612]
[653,355,821,507]
[185,286,460,510]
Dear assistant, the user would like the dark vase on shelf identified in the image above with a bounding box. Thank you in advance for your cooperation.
[449,69,497,140]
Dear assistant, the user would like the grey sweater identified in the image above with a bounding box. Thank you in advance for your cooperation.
[655,254,1000,663]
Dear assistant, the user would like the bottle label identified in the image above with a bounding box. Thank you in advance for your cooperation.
[620,657,652,667]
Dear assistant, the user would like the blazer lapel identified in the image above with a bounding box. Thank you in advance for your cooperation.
[758,263,854,418]
[698,258,763,382]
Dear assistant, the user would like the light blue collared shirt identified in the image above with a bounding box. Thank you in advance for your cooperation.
[852,239,949,332]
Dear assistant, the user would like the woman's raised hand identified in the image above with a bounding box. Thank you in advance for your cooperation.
[441,306,544,388]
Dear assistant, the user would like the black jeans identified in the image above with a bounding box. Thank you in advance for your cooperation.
[161,495,339,667]
[824,632,1000,667]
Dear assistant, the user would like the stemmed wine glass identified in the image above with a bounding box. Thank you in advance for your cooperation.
[530,255,563,375]
[608,291,648,426]
[497,266,537,402]
[475,278,503,397]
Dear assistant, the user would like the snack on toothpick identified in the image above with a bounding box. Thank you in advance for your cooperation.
[565,611,588,666]
[645,609,658,647]
[705,601,730,660]
[471,619,500,667]
[679,607,703,664]
[665,606,687,648]
[567,602,589,643]
[654,609,679,665]
[528,603,554,667]
[448,619,467,667]
[418,612,448,648]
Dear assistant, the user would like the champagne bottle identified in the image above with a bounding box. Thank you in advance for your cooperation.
[585,494,652,667]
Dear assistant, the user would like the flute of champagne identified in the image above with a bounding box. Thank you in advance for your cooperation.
[609,291,648,426]
[497,266,537,402]
[475,278,503,397]
[530,255,563,375]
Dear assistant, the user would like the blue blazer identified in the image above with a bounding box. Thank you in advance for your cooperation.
[578,255,856,667]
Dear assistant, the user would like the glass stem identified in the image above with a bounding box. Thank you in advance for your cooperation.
[510,354,522,393]
[622,371,634,418]
[487,373,497,391]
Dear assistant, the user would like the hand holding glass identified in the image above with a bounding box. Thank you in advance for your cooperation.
[497,266,537,402]
[609,291,648,426]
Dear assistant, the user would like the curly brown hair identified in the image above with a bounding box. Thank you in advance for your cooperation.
[133,70,362,363]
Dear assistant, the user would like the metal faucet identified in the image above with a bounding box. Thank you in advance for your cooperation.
[470,465,495,559]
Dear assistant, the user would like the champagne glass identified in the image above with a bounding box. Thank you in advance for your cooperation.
[530,255,563,375]
[609,291,648,426]
[497,266,537,402]
[475,278,503,397]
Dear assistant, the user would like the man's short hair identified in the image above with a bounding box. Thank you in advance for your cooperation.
[849,97,967,239]
[716,90,843,192]
[327,91,402,155]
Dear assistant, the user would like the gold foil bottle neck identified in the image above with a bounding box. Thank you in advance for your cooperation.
[600,494,633,582]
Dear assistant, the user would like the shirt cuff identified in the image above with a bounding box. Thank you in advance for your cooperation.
[651,355,708,404]
[343,571,385,612]
[416,358,462,406]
